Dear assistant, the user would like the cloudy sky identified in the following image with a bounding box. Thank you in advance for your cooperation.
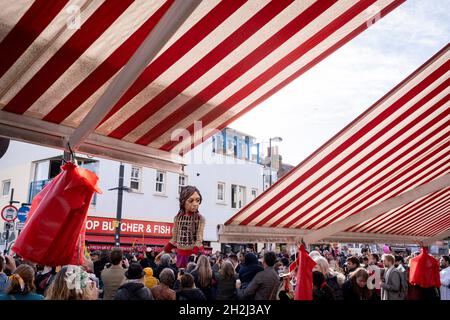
[231,0,450,166]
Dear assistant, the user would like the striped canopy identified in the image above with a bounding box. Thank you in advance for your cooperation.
[0,0,404,172]
[223,44,450,244]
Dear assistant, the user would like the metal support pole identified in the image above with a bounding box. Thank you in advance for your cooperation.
[114,164,125,248]
[269,139,272,187]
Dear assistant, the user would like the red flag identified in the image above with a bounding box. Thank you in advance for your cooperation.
[294,244,316,300]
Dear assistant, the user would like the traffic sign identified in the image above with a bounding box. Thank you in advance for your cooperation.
[4,222,14,231]
[1,205,18,222]
[16,221,25,230]
[17,206,30,223]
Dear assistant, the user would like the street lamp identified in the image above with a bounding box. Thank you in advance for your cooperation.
[108,163,131,248]
[269,137,282,187]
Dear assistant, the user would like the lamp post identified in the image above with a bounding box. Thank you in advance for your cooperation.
[108,163,131,248]
[269,137,282,187]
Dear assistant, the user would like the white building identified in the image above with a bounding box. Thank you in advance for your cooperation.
[0,128,282,253]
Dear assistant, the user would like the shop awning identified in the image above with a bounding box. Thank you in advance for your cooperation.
[221,44,450,245]
[0,0,404,172]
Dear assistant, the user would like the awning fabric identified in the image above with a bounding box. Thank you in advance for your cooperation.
[224,44,450,243]
[0,0,404,172]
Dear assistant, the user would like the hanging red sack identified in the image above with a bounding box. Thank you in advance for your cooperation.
[294,245,316,300]
[12,162,101,266]
[408,247,441,288]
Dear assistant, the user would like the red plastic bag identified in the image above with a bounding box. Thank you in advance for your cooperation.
[408,247,441,288]
[12,162,101,266]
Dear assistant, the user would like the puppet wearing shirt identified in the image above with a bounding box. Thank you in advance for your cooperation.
[163,186,205,268]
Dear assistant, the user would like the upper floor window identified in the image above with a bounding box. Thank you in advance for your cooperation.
[155,170,166,194]
[178,175,188,195]
[2,180,11,196]
[130,166,142,192]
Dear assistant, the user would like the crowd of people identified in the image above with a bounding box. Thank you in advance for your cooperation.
[0,244,449,301]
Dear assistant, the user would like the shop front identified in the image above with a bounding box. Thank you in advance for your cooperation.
[85,216,173,252]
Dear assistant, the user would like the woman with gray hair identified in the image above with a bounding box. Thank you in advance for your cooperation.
[154,253,178,280]
[151,268,176,300]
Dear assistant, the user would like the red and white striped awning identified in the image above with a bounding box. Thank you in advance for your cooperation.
[0,0,404,172]
[222,44,450,244]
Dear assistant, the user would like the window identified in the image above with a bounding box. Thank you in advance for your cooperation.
[231,184,246,209]
[155,170,166,194]
[251,188,258,200]
[34,161,50,181]
[130,166,142,192]
[217,182,225,202]
[178,175,187,195]
[238,186,246,208]
[2,180,11,196]
[231,185,237,208]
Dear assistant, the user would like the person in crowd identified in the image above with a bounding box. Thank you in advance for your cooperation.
[214,261,238,300]
[380,254,405,300]
[34,265,57,296]
[395,255,406,272]
[91,250,108,280]
[176,273,206,301]
[313,256,345,300]
[361,256,369,268]
[151,268,176,300]
[238,252,264,290]
[235,252,245,273]
[439,255,450,300]
[342,268,378,300]
[190,255,215,300]
[367,253,382,298]
[313,271,335,301]
[143,267,159,289]
[186,262,197,274]
[2,255,16,276]
[82,258,100,290]
[0,264,44,300]
[154,253,178,280]
[345,256,360,279]
[236,251,280,300]
[45,265,98,300]
[114,263,153,300]
[0,255,9,294]
[229,254,239,271]
[140,248,157,270]
[309,250,321,260]
[101,248,128,300]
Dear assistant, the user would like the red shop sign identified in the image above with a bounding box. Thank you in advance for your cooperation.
[86,216,173,237]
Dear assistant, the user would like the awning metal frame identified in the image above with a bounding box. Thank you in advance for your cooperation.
[0,110,185,173]
[217,224,427,245]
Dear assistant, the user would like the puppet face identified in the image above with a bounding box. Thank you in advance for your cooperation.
[184,191,201,213]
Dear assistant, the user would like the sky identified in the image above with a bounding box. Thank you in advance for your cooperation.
[230,0,450,166]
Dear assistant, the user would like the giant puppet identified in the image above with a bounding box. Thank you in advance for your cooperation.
[163,186,205,268]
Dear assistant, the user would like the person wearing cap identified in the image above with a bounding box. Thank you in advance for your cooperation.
[114,263,153,300]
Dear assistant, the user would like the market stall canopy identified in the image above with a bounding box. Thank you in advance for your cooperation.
[0,0,404,173]
[221,44,450,245]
